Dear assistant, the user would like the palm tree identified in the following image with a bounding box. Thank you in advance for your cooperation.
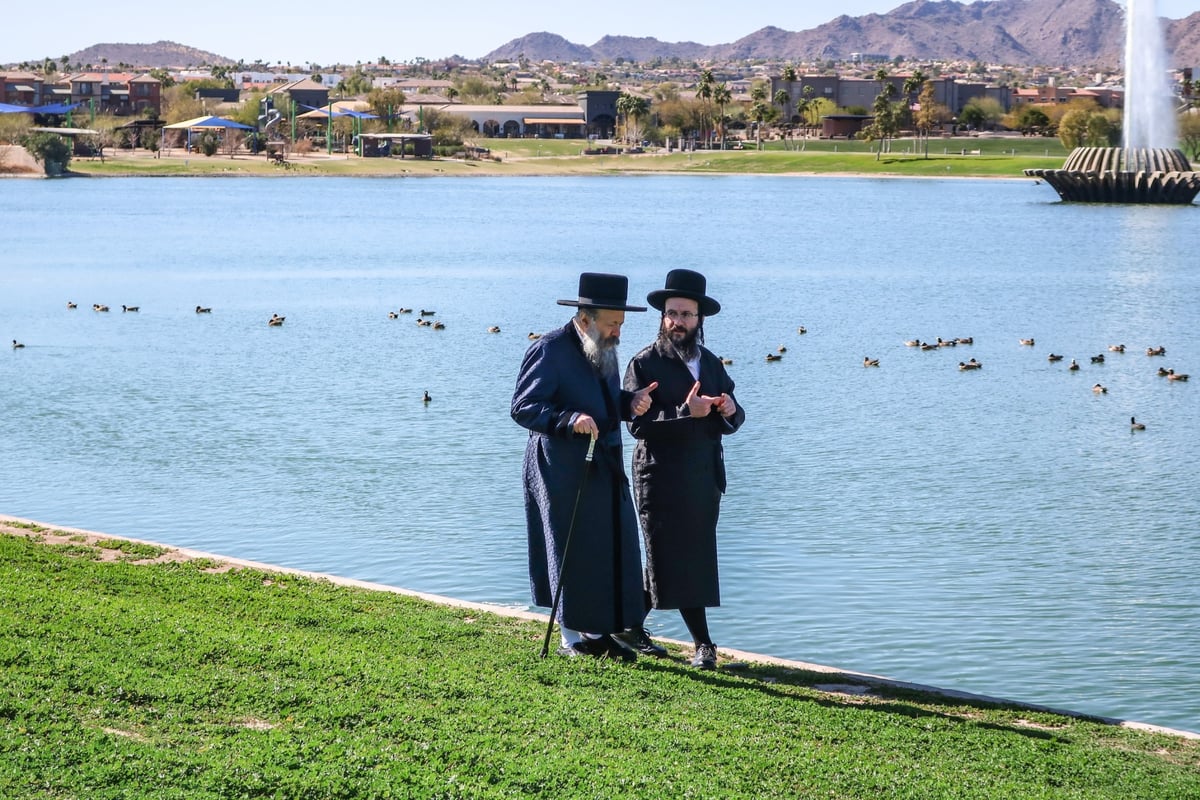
[616,92,649,144]
[696,69,715,147]
[773,89,792,147]
[902,69,927,154]
[712,83,732,149]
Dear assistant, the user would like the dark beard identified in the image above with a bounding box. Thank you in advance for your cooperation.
[582,323,620,378]
[658,320,703,361]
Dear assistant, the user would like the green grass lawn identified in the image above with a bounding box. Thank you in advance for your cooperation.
[62,134,1070,180]
[1,527,1196,799]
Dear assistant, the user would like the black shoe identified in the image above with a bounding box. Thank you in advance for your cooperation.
[691,642,718,670]
[595,633,637,662]
[614,627,668,658]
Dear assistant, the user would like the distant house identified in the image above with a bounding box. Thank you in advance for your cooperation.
[54,72,162,116]
[0,71,45,106]
[401,103,586,138]
[268,78,330,113]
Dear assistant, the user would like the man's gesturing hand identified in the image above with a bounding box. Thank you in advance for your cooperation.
[685,381,721,418]
[630,381,658,417]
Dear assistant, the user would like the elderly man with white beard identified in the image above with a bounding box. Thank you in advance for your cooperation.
[511,273,659,660]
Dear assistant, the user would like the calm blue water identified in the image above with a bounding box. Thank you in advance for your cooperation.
[2,175,1197,733]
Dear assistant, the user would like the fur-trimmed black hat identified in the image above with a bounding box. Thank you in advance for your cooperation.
[646,269,720,316]
[557,272,647,312]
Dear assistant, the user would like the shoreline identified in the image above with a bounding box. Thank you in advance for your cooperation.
[4,512,1194,741]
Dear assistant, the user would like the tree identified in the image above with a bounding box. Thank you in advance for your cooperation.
[749,83,775,149]
[915,81,947,158]
[1057,107,1090,149]
[1180,113,1200,161]
[616,92,649,144]
[696,69,715,147]
[861,79,900,160]
[1010,105,1052,136]
[959,97,1004,131]
[366,87,406,129]
[712,83,732,148]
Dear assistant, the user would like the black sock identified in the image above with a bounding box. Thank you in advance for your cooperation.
[680,607,712,646]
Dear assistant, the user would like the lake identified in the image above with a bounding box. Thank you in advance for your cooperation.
[1,174,1197,734]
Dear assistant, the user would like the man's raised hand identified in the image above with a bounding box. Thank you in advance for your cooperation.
[686,380,720,418]
[631,381,658,417]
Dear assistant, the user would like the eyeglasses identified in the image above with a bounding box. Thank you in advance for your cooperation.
[664,310,698,321]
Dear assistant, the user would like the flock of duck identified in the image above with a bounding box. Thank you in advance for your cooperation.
[12,306,1189,430]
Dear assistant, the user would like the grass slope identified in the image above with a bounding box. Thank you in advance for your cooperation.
[1,530,1196,799]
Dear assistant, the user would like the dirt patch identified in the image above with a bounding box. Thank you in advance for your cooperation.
[0,517,232,571]
[0,144,41,176]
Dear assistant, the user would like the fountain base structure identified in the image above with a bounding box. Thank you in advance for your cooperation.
[1025,147,1200,204]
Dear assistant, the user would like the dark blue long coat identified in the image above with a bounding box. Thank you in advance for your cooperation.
[624,339,745,609]
[511,321,645,634]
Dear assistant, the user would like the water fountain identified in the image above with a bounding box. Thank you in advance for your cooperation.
[1025,0,1200,203]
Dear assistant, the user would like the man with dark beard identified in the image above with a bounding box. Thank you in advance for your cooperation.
[512,273,658,660]
[620,269,745,669]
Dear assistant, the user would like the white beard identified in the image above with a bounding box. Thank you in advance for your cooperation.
[581,322,620,378]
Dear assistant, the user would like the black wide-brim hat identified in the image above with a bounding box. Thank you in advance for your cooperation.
[646,269,721,316]
[557,272,647,312]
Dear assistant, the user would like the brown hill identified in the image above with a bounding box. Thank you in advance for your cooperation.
[68,40,233,68]
[485,0,1200,68]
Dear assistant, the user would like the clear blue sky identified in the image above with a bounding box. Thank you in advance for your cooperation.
[6,0,1199,66]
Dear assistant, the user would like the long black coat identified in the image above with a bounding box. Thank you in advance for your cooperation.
[511,321,644,634]
[624,339,745,609]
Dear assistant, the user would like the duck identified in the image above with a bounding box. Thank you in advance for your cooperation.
[903,338,921,347]
[432,321,446,330]
[195,305,212,314]
[765,353,783,362]
[1166,369,1189,382]
[920,341,939,351]
[1157,367,1170,377]
[1130,416,1146,430]
[777,345,787,353]
[93,304,109,312]
[936,337,956,347]
[719,357,733,365]
[397,308,413,314]
[1108,344,1126,353]
[796,326,807,335]
[1068,359,1080,371]
[487,326,501,333]
[955,337,974,345]
[388,311,399,319]
[958,359,981,370]
[416,318,430,327]
[1090,354,1105,364]
[862,356,880,367]
[1047,353,1064,362]
[423,390,432,403]
[1019,337,1035,346]
[1146,346,1166,356]
[419,309,436,317]
[122,305,139,313]
[12,339,25,349]
[1092,383,1108,394]
[268,314,285,327]
[66,301,77,309]
[528,332,542,340]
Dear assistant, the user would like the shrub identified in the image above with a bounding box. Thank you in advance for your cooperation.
[22,131,72,175]
[196,131,220,157]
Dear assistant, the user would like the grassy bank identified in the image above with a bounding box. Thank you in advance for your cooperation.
[62,135,1067,180]
[2,525,1196,799]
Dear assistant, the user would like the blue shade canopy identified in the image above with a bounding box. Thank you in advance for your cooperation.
[162,115,256,130]
[0,102,82,114]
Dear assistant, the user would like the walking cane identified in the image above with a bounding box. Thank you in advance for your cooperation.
[540,433,597,658]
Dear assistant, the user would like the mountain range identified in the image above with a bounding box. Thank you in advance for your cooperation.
[484,0,1200,69]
